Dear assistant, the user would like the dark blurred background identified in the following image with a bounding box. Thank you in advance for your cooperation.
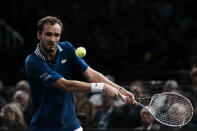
[1,0,197,85]
[2,0,197,130]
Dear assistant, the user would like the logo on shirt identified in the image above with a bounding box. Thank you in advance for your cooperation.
[40,72,52,82]
[61,59,67,64]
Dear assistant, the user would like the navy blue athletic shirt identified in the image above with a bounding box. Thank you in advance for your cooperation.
[25,41,88,131]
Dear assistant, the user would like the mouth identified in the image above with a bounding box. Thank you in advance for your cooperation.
[45,42,56,52]
[47,42,56,49]
[48,42,55,46]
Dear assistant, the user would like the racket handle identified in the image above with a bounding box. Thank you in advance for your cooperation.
[136,97,151,100]
[136,102,145,107]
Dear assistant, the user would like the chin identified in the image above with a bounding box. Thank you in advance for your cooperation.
[45,48,55,53]
[50,47,55,51]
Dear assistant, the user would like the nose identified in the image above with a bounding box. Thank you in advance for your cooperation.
[50,35,55,42]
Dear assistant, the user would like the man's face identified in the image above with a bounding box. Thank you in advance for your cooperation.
[37,23,61,53]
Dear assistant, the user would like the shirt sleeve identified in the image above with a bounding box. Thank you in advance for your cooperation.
[66,42,89,73]
[25,56,63,87]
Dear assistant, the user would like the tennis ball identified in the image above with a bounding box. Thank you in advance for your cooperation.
[76,47,86,58]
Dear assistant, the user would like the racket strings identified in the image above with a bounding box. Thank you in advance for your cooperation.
[150,93,193,126]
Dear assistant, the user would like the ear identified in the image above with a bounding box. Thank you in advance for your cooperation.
[37,32,41,40]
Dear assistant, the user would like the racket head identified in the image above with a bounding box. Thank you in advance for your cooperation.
[149,92,193,127]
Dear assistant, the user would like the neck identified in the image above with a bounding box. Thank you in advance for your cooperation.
[40,46,57,62]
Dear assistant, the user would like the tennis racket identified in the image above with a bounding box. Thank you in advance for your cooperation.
[125,92,194,127]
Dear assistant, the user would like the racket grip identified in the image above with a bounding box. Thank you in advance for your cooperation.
[136,97,151,100]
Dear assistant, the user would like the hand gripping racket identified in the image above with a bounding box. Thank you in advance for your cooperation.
[125,92,194,127]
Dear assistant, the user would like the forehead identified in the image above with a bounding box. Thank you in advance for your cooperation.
[42,23,61,33]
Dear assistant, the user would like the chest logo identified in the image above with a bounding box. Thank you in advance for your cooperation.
[61,59,67,64]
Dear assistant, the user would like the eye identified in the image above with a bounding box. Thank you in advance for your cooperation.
[45,32,53,37]
[54,33,60,37]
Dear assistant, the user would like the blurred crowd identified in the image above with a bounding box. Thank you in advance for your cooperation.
[0,80,31,130]
[74,67,197,130]
[1,61,197,130]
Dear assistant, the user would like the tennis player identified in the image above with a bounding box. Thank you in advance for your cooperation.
[25,16,136,131]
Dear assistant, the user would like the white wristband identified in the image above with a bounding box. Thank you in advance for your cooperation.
[91,83,104,93]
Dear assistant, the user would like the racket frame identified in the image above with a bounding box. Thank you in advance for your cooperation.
[136,92,194,127]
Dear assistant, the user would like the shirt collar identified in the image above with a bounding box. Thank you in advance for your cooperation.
[34,43,63,60]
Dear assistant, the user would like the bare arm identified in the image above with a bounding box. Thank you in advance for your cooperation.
[82,67,136,104]
[52,74,126,101]
[82,67,120,90]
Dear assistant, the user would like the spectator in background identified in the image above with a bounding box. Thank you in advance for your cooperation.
[74,92,89,110]
[94,93,124,129]
[135,106,160,130]
[130,81,146,98]
[74,92,90,128]
[0,97,6,126]
[15,80,30,95]
[0,80,7,110]
[0,80,7,126]
[188,58,197,128]
[120,81,148,129]
[77,100,96,129]
[0,102,27,130]
[189,58,197,104]
[163,80,178,92]
[190,62,197,87]
[13,90,29,111]
[13,90,32,126]
[135,107,160,130]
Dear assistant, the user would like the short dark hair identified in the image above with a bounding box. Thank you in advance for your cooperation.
[37,16,63,33]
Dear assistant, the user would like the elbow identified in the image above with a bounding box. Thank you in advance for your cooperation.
[53,78,71,91]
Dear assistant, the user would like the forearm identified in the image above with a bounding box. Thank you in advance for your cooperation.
[85,71,135,103]
[54,78,106,93]
[80,67,136,103]
[53,70,132,103]
[53,78,92,92]
[85,70,121,91]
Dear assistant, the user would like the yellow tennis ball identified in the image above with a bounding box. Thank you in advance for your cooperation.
[76,47,86,58]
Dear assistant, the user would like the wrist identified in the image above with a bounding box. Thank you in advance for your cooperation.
[119,87,124,93]
[91,83,104,93]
